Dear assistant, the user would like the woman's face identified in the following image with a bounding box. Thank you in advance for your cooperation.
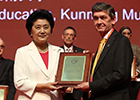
[30,19,51,45]
[121,29,131,40]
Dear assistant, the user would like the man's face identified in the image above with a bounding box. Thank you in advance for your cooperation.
[93,11,116,37]
[0,40,5,56]
[62,29,76,46]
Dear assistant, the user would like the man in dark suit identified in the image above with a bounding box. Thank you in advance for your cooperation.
[75,2,133,100]
[61,26,84,53]
[0,38,16,100]
[61,26,84,100]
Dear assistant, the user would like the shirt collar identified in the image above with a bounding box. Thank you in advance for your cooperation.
[64,45,73,51]
[103,28,113,39]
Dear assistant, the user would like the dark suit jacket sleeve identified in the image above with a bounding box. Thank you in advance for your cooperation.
[89,33,133,94]
[5,60,16,100]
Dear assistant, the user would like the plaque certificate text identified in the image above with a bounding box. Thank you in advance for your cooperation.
[61,56,86,81]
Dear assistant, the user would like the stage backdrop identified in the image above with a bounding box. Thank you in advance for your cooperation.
[0,0,140,60]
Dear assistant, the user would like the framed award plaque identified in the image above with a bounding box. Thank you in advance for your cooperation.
[55,52,93,87]
[0,85,8,100]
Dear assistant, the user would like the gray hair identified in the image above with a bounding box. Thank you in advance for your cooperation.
[63,26,76,37]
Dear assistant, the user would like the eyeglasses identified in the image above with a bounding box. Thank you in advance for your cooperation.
[122,32,131,35]
[0,45,5,49]
[64,33,75,37]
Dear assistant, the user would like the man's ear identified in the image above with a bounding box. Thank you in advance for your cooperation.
[112,17,116,25]
[30,33,33,38]
[62,34,64,40]
[74,37,76,41]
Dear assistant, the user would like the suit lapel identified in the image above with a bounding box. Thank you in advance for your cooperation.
[27,42,62,78]
[48,45,61,76]
[61,45,65,52]
[0,58,6,77]
[73,45,77,52]
[27,41,50,78]
[94,30,118,72]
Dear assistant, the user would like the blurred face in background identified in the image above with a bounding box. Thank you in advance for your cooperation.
[121,29,131,40]
[0,39,5,57]
[62,29,76,47]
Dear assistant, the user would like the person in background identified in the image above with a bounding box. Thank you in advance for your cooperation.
[119,26,140,100]
[75,2,133,100]
[0,37,16,100]
[61,26,84,100]
[61,26,84,53]
[14,9,63,100]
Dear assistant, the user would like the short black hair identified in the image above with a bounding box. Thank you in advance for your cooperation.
[92,2,115,20]
[63,26,76,37]
[26,9,54,36]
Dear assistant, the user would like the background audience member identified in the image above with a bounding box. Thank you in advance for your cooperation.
[61,26,84,53]
[75,2,133,100]
[61,26,84,100]
[0,37,16,100]
[14,9,63,100]
[119,26,140,100]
